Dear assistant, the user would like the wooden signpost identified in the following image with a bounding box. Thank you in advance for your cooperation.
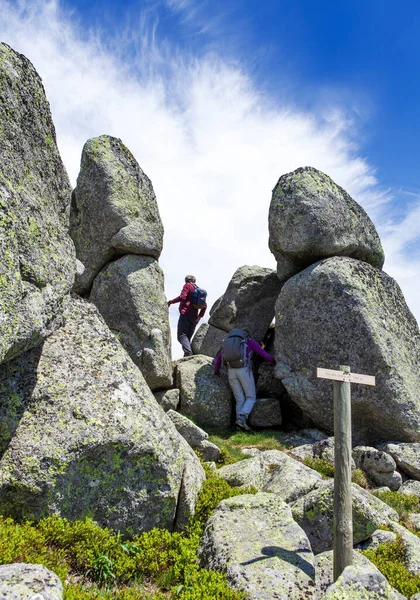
[317,365,376,581]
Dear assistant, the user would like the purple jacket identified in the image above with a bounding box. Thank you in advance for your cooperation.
[214,338,275,374]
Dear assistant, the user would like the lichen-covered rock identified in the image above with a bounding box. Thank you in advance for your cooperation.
[198,493,316,600]
[356,529,397,551]
[0,43,75,364]
[89,255,171,390]
[69,135,163,293]
[315,550,386,599]
[248,397,282,428]
[0,298,204,534]
[399,480,420,496]
[353,446,401,491]
[381,443,420,480]
[388,521,420,575]
[208,265,281,341]
[0,563,63,600]
[275,257,420,444]
[176,355,233,428]
[255,363,286,398]
[218,449,321,502]
[323,564,406,600]
[191,323,226,357]
[165,410,221,462]
[290,481,398,554]
[268,166,384,281]
[153,389,179,411]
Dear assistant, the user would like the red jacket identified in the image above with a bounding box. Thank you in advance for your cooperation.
[169,283,207,318]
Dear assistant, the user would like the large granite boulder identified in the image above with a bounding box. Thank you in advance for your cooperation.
[0,298,204,534]
[248,397,282,428]
[198,493,317,600]
[191,323,226,358]
[89,255,172,390]
[153,389,180,412]
[166,410,221,462]
[268,166,384,281]
[0,43,75,364]
[381,443,420,481]
[275,256,420,445]
[176,355,233,428]
[69,135,163,293]
[0,563,63,600]
[323,564,406,600]
[291,481,398,554]
[353,446,402,491]
[208,266,281,341]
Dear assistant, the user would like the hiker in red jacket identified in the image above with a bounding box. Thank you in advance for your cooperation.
[168,275,207,357]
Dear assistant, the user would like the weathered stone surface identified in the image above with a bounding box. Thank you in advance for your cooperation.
[198,493,316,600]
[0,563,63,600]
[291,481,398,554]
[0,298,204,534]
[388,521,420,575]
[323,564,406,600]
[275,257,420,445]
[290,437,356,469]
[353,446,397,472]
[255,363,285,398]
[268,166,384,281]
[405,513,420,533]
[381,443,420,480]
[198,440,221,463]
[153,389,179,412]
[174,450,206,532]
[90,255,172,390]
[167,409,208,447]
[0,43,75,364]
[248,397,282,428]
[176,355,233,428]
[315,550,386,598]
[218,450,322,502]
[191,323,226,358]
[70,134,163,293]
[208,265,281,341]
[356,529,397,551]
[399,480,420,496]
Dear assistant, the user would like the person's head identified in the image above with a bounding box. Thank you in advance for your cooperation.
[185,275,196,284]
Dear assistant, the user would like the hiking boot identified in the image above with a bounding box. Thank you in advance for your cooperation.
[235,416,255,434]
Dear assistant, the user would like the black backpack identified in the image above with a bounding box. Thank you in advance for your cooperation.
[223,329,250,368]
[190,285,207,309]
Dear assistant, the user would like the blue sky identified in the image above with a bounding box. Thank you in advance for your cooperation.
[2,0,420,356]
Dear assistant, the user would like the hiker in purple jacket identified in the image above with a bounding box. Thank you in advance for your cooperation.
[214,329,275,432]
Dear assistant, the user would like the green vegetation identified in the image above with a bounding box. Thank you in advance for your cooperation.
[0,464,252,599]
[372,490,420,520]
[302,457,334,479]
[362,535,420,597]
[207,427,288,466]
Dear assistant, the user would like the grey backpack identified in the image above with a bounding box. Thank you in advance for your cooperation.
[223,329,250,368]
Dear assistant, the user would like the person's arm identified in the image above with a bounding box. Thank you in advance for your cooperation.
[198,303,207,319]
[248,339,275,364]
[214,350,223,374]
[168,283,192,306]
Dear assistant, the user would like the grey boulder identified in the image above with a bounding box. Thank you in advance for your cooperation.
[70,135,163,293]
[268,166,384,281]
[90,254,172,390]
[322,564,406,600]
[275,257,420,445]
[0,563,62,600]
[0,43,75,364]
[198,493,316,600]
[291,481,398,554]
[353,446,401,491]
[153,389,180,411]
[176,355,233,428]
[0,298,204,534]
[381,443,420,481]
[166,410,221,462]
[208,265,281,341]
[191,323,226,358]
[248,397,282,428]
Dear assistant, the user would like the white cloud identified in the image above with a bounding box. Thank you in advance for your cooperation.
[1,0,419,359]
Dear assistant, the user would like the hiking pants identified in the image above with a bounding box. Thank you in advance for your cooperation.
[177,314,196,356]
[228,366,256,418]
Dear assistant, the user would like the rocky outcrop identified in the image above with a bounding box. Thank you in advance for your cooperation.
[166,410,221,462]
[0,43,75,364]
[0,298,204,534]
[198,493,316,600]
[353,446,402,490]
[291,481,398,554]
[89,255,172,390]
[322,564,406,600]
[248,397,282,428]
[268,166,384,281]
[176,355,233,428]
[381,443,420,481]
[153,389,180,411]
[70,135,163,294]
[208,265,281,341]
[191,323,226,357]
[0,563,63,600]
[275,257,420,444]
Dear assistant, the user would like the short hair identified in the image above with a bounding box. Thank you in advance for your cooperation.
[185,275,196,283]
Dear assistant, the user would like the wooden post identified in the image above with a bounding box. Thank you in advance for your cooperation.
[333,364,353,581]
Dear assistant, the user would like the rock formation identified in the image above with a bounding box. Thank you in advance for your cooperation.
[0,43,75,364]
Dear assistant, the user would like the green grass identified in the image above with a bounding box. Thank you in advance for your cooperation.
[0,465,252,599]
[372,491,420,520]
[207,427,289,466]
[302,457,334,479]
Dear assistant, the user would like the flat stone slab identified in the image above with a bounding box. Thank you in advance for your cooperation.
[0,563,63,600]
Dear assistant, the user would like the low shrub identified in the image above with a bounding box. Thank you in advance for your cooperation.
[303,457,334,478]
[372,490,420,520]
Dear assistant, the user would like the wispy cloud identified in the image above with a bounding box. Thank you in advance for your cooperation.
[1,0,419,357]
